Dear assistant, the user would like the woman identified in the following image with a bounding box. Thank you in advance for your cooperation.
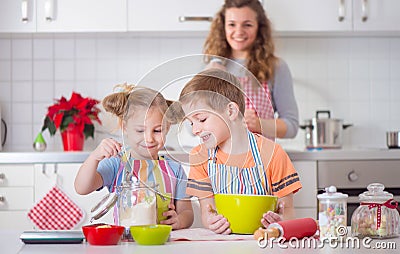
[203,0,299,139]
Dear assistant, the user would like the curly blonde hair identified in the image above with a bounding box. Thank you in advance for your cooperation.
[204,0,277,84]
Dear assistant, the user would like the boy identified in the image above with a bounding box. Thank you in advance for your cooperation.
[179,68,301,234]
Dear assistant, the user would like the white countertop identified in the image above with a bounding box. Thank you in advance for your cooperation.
[0,151,90,164]
[287,148,400,161]
[2,230,398,254]
[0,149,399,164]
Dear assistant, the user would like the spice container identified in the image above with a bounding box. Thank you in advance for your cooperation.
[317,186,348,239]
[351,183,399,239]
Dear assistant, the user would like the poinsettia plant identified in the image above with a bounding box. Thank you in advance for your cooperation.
[41,92,102,139]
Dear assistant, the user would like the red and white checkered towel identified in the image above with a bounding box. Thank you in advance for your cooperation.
[28,186,84,230]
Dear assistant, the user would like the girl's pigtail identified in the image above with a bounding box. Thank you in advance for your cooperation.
[102,83,135,119]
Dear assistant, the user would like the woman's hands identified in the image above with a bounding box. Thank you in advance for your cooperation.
[90,138,122,161]
[244,109,262,134]
[205,61,227,71]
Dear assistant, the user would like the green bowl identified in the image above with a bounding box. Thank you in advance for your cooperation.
[214,194,278,234]
[129,224,172,245]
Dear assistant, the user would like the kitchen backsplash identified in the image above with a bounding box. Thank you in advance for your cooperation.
[0,33,399,152]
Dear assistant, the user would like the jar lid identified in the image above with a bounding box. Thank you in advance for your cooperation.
[359,183,393,202]
[90,192,118,222]
[317,186,348,200]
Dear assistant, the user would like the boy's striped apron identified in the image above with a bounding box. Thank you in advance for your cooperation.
[207,131,271,195]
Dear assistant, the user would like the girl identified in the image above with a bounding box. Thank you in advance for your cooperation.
[203,0,299,139]
[74,84,193,230]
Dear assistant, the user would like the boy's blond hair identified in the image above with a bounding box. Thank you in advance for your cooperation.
[179,68,245,116]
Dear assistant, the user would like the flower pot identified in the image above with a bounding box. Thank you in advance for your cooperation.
[61,128,84,151]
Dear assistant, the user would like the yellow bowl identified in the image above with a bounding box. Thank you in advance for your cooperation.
[214,194,278,234]
[129,224,172,245]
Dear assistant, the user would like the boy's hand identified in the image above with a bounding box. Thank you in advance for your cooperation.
[261,201,284,228]
[91,138,122,161]
[206,204,231,235]
[159,203,181,230]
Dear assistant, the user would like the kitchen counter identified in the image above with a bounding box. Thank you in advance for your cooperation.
[287,148,400,161]
[2,230,398,254]
[0,151,191,164]
[0,152,90,164]
[0,149,399,164]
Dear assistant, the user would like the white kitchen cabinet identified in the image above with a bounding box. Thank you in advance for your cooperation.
[292,161,317,219]
[0,0,127,33]
[264,0,400,32]
[0,164,35,230]
[128,0,223,32]
[0,0,36,32]
[264,0,352,32]
[36,0,127,32]
[34,163,114,229]
[352,0,400,31]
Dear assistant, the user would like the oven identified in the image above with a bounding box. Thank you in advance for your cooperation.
[317,160,400,226]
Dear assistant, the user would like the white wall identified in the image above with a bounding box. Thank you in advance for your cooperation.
[0,33,399,152]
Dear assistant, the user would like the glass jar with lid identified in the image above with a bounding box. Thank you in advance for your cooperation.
[351,183,399,239]
[91,180,157,240]
[117,181,157,228]
[317,186,348,239]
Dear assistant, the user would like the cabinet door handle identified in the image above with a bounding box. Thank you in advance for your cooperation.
[178,16,213,22]
[0,195,5,205]
[361,0,369,22]
[0,173,5,180]
[338,0,346,22]
[44,0,55,22]
[21,0,29,23]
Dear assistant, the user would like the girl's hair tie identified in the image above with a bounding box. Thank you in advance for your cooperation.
[113,82,136,94]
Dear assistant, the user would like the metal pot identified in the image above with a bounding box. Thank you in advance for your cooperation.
[386,131,400,149]
[300,110,352,149]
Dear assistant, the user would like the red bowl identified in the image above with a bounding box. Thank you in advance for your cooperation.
[82,224,125,245]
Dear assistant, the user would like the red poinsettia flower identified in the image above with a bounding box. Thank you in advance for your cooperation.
[41,92,102,139]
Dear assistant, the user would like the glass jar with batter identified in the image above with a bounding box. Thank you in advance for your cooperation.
[116,181,156,239]
[90,180,157,240]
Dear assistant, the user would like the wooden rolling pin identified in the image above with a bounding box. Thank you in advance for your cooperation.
[254,218,318,240]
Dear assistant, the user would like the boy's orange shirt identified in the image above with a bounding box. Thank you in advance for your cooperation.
[186,134,302,199]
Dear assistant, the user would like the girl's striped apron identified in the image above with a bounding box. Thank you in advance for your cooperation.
[111,151,175,225]
[207,131,271,195]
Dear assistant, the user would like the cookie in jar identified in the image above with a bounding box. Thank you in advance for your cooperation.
[351,183,399,239]
[317,186,348,239]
